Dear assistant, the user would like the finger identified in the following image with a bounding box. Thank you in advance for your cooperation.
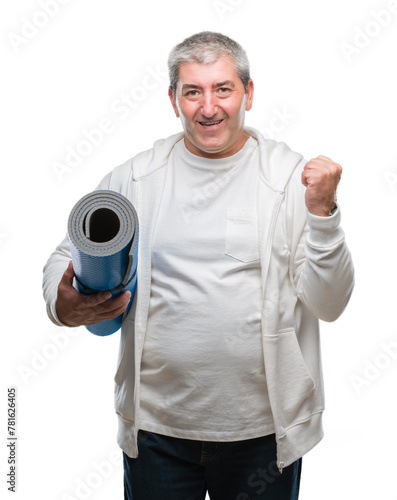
[61,260,75,285]
[98,291,131,313]
[94,301,131,322]
[86,289,131,310]
[306,156,335,169]
[301,169,309,186]
[86,292,132,323]
[313,156,342,175]
[83,290,113,307]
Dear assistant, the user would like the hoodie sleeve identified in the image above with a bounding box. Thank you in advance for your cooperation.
[288,164,355,322]
[42,133,179,327]
[42,171,114,327]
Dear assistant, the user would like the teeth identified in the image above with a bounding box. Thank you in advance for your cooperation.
[200,120,222,126]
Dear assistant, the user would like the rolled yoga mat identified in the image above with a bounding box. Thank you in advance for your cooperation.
[67,190,139,336]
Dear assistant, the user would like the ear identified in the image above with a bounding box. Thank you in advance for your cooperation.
[168,87,180,118]
[245,79,254,112]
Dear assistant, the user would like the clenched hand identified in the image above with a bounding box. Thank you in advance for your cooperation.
[301,155,342,216]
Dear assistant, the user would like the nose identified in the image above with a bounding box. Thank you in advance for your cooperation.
[200,91,218,118]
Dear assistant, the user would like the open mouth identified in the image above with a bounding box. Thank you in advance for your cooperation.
[198,119,224,127]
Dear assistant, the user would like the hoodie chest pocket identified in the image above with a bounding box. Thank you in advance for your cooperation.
[225,209,260,263]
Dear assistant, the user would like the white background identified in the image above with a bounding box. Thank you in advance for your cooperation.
[1,0,397,498]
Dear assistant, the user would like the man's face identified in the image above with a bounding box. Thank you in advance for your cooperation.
[168,56,254,159]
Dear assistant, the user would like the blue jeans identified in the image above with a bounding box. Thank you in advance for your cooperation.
[123,430,302,499]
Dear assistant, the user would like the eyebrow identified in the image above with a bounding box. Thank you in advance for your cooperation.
[181,80,236,92]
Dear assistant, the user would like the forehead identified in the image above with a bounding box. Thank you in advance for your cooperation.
[176,56,241,88]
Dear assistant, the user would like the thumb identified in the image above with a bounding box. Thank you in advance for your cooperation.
[301,168,309,187]
[62,260,75,285]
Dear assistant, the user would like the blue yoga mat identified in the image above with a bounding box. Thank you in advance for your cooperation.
[67,190,139,336]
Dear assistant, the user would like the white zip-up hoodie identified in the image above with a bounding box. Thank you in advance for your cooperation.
[42,128,354,471]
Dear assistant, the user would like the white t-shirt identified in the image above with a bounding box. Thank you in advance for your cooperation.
[139,136,275,441]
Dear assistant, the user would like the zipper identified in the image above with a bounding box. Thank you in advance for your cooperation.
[260,191,285,478]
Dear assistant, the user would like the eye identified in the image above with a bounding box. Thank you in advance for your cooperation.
[217,87,232,96]
[184,90,200,98]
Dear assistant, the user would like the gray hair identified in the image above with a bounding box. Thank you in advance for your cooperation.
[168,31,250,98]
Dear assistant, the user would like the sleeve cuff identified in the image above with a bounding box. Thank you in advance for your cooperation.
[47,295,74,328]
[306,205,345,247]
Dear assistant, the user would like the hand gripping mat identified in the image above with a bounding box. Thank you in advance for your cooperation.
[67,190,139,336]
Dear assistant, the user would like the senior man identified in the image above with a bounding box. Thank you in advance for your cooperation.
[43,31,354,499]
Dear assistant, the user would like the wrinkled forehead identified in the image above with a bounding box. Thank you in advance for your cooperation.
[176,57,241,90]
